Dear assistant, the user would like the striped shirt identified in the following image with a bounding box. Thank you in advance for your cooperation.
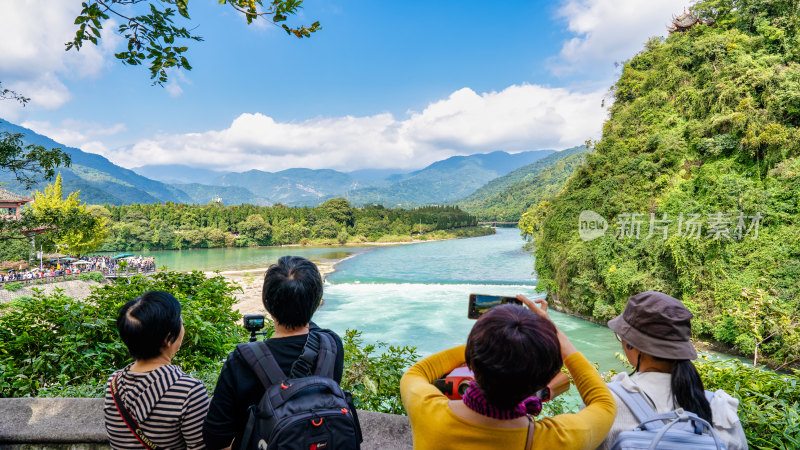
[104,364,209,449]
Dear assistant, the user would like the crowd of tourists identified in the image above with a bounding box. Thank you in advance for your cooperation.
[104,255,747,450]
[0,255,156,285]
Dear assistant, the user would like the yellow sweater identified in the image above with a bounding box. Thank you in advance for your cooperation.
[400,346,616,450]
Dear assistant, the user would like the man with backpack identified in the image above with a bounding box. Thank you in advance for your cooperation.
[203,256,361,450]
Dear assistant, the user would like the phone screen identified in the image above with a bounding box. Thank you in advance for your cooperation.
[468,294,522,319]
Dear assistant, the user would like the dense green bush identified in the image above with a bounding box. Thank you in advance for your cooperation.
[78,271,105,283]
[2,282,22,292]
[340,329,420,415]
[0,271,417,416]
[697,358,800,449]
[0,271,245,397]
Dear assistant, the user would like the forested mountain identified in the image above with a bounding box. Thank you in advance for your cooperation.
[343,150,556,207]
[458,146,590,221]
[0,121,192,205]
[525,0,800,366]
[213,168,358,205]
[0,120,559,209]
[168,183,267,206]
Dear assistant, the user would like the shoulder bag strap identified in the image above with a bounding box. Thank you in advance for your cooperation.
[607,381,662,430]
[311,331,337,378]
[110,373,159,450]
[289,330,321,378]
[237,341,286,387]
[524,415,535,450]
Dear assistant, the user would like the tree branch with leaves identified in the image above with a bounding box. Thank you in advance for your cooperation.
[67,0,321,85]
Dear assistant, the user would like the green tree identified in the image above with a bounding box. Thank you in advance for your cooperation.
[29,173,109,255]
[238,214,272,245]
[320,197,354,226]
[67,0,321,85]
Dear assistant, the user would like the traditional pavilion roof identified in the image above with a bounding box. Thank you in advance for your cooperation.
[0,188,32,203]
[668,10,704,33]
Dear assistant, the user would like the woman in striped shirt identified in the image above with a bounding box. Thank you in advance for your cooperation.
[104,291,209,449]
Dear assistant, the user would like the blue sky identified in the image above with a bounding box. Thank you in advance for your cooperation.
[0,0,688,172]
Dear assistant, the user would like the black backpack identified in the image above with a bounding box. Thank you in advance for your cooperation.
[236,331,362,450]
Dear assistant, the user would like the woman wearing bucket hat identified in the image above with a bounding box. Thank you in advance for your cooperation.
[598,291,747,449]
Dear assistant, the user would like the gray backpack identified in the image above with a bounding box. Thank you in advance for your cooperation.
[608,382,727,450]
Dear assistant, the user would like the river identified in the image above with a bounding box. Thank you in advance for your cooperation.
[137,229,748,375]
[139,228,627,372]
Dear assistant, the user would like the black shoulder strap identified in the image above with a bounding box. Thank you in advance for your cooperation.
[289,330,337,379]
[237,342,286,388]
[313,331,337,378]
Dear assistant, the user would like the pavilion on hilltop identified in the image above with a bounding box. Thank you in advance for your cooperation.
[0,188,32,220]
[668,10,713,34]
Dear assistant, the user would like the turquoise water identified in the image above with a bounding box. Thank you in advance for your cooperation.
[131,246,370,272]
[131,229,744,375]
[317,228,628,372]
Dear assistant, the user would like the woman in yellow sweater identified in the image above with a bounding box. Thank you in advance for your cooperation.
[400,295,616,450]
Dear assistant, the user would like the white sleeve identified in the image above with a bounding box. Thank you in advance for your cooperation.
[710,390,748,450]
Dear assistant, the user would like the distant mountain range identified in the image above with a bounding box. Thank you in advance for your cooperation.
[0,119,584,212]
[340,150,556,207]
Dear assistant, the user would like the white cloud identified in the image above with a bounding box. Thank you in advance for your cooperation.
[551,0,688,75]
[0,0,120,119]
[98,83,606,172]
[21,119,127,158]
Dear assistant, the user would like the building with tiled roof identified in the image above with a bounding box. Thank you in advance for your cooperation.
[0,188,32,219]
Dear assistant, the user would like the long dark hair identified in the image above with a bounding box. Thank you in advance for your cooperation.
[669,359,712,423]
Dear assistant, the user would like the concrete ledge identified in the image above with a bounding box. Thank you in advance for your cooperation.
[0,398,412,450]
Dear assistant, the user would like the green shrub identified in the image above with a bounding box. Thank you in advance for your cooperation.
[78,271,104,283]
[3,282,22,292]
[341,329,419,415]
[697,358,800,449]
[0,271,246,397]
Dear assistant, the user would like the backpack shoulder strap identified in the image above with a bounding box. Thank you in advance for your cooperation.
[237,342,286,388]
[289,330,337,379]
[312,330,337,379]
[607,381,661,429]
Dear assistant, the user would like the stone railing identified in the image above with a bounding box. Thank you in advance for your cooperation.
[0,398,412,449]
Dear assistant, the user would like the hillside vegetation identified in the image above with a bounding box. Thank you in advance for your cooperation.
[0,122,191,205]
[459,146,589,221]
[524,0,800,366]
[344,150,555,207]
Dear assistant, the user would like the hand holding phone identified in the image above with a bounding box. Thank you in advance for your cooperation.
[468,294,522,319]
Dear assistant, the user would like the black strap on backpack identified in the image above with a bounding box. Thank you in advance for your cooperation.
[237,330,337,386]
[290,330,336,379]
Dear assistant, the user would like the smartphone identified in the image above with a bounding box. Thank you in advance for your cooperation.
[468,294,522,319]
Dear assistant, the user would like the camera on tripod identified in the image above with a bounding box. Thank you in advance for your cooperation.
[243,314,269,342]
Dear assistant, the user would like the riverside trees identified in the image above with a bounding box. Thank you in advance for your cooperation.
[100,200,479,250]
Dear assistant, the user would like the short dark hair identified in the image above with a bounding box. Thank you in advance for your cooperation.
[262,256,323,329]
[465,304,562,409]
[117,291,182,360]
